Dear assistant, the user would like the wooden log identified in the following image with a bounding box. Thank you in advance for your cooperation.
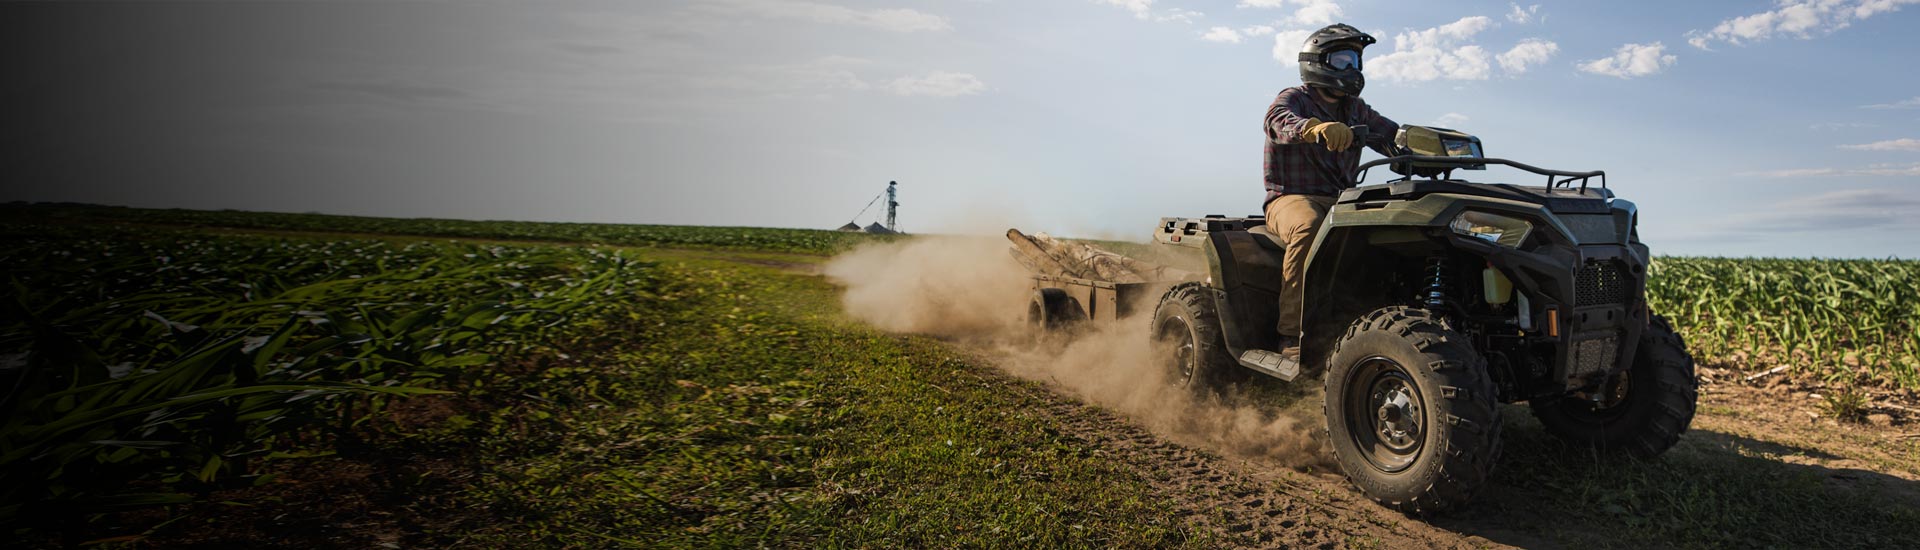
[1006,228,1074,278]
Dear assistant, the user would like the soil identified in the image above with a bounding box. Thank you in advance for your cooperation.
[1001,388,1488,549]
[956,346,1920,549]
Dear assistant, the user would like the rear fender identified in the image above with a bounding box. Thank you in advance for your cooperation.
[1202,229,1284,358]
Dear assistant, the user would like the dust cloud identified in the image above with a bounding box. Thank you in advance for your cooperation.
[825,236,1030,336]
[823,236,1329,467]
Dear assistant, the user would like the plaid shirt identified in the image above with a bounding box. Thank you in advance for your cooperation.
[1263,85,1399,203]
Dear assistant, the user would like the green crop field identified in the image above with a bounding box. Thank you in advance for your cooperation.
[0,215,1197,547]
[4,204,1917,548]
[0,222,665,544]
[1648,257,1920,388]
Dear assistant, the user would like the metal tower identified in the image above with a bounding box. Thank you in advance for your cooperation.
[885,181,899,233]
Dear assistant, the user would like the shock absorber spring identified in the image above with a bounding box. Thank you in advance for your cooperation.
[1424,256,1450,310]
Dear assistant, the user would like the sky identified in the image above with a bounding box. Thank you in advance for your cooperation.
[4,0,1919,258]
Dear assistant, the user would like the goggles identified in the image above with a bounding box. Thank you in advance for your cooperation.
[1325,49,1362,70]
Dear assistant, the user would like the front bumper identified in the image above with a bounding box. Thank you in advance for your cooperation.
[1452,234,1650,395]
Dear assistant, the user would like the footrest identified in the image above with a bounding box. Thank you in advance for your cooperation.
[1238,349,1301,382]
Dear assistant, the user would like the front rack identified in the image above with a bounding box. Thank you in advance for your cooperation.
[1355,155,1607,191]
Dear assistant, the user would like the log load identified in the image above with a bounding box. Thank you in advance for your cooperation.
[1005,228,1170,284]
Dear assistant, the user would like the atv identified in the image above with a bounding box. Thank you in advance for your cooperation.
[1141,126,1698,513]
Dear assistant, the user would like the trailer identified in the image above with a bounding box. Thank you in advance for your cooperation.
[1006,228,1187,332]
[1026,274,1173,329]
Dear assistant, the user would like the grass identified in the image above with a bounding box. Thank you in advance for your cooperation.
[0,220,1201,547]
[440,255,1197,547]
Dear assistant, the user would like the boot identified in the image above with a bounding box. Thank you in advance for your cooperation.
[1277,335,1302,360]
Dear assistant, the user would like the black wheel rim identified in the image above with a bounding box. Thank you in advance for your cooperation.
[1343,356,1425,473]
[1154,314,1196,387]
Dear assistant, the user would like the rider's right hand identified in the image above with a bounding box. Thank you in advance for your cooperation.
[1304,120,1354,151]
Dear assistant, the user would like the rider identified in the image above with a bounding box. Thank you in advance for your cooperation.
[1264,23,1400,361]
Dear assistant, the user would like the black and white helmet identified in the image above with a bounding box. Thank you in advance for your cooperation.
[1297,23,1376,97]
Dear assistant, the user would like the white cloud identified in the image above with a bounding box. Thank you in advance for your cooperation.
[1244,25,1277,36]
[1686,0,1919,49]
[1097,0,1154,19]
[1799,188,1920,209]
[1496,38,1558,74]
[1098,0,1203,24]
[1430,16,1491,40]
[1156,8,1204,23]
[883,71,986,98]
[1434,112,1470,127]
[710,59,987,100]
[1857,0,1920,17]
[1270,28,1319,66]
[1367,16,1497,82]
[698,0,952,32]
[1288,0,1343,25]
[1863,96,1920,110]
[767,55,874,94]
[1201,26,1244,43]
[1506,3,1542,24]
[1700,189,1920,235]
[1577,42,1677,79]
[673,55,879,100]
[1839,138,1920,152]
[1238,0,1342,26]
[1741,163,1920,177]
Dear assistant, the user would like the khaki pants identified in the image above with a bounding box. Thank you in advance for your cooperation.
[1264,194,1337,338]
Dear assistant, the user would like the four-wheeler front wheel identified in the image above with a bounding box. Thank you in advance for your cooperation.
[1324,306,1501,514]
[1529,314,1698,459]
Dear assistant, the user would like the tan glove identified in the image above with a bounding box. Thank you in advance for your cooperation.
[1301,118,1353,151]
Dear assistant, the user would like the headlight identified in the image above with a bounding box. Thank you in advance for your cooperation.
[1450,211,1532,248]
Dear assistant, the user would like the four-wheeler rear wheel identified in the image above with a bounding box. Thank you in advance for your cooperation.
[1150,283,1245,393]
[1529,314,1697,459]
[1324,306,1501,514]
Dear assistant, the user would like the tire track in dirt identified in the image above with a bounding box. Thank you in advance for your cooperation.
[938,342,1498,550]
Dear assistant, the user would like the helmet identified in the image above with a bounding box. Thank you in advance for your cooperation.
[1297,23,1376,97]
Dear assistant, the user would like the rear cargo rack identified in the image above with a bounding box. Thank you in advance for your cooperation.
[1356,156,1607,191]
